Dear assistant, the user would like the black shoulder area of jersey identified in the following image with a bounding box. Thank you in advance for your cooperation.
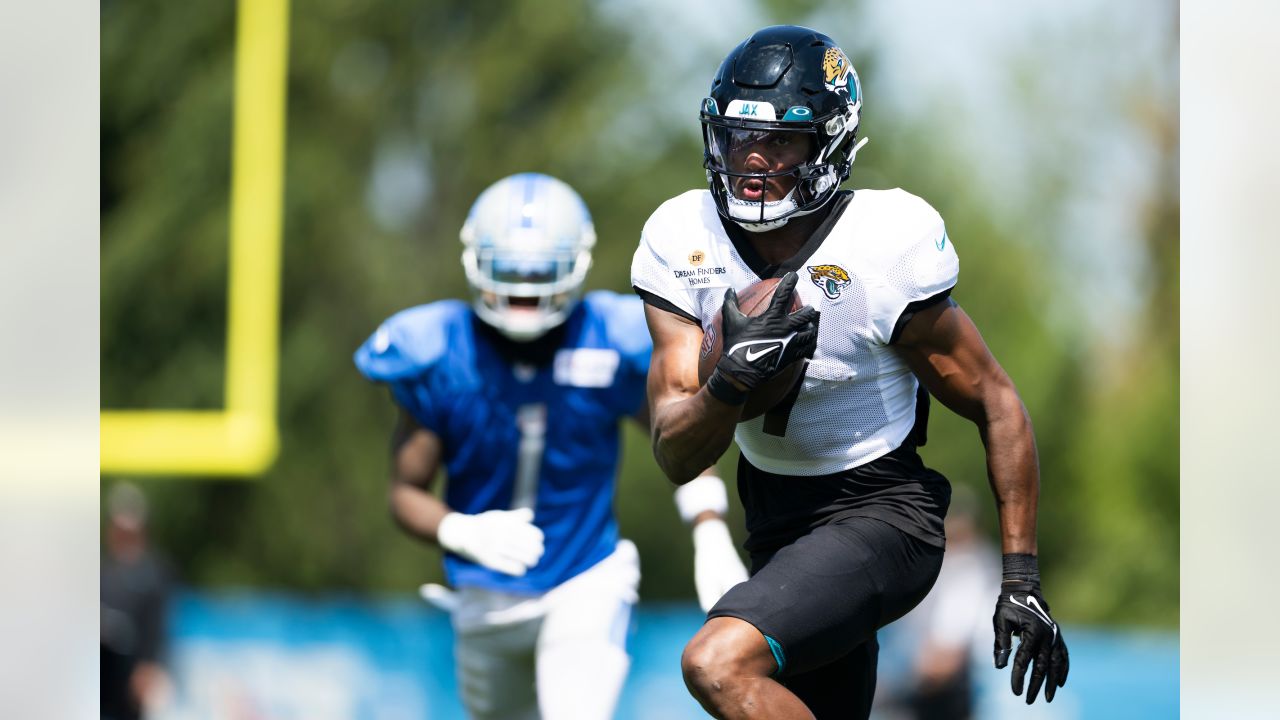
[633,286,700,325]
[889,290,955,345]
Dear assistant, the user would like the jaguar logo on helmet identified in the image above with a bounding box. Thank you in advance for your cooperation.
[808,264,852,300]
[822,47,853,92]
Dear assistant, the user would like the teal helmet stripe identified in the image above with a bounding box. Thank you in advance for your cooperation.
[781,106,813,122]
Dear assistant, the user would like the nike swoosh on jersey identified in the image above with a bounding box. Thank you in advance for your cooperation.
[935,232,948,251]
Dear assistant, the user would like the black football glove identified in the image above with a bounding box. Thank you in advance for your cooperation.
[713,272,819,393]
[993,555,1070,704]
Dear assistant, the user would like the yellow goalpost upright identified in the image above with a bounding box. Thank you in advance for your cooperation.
[101,0,291,477]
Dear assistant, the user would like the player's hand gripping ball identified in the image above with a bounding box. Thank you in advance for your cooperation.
[698,273,817,420]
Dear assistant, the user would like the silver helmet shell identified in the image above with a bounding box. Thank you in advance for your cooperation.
[460,173,596,341]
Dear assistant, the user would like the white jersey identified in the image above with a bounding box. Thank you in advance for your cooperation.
[631,188,958,476]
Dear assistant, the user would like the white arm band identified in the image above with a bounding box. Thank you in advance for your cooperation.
[674,475,729,525]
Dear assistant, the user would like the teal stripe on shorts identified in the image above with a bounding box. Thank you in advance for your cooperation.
[764,634,786,676]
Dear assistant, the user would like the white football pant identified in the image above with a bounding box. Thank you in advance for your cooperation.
[448,539,640,720]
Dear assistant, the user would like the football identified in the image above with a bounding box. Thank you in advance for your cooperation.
[698,277,808,421]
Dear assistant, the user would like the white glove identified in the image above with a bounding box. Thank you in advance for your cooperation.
[674,475,729,524]
[419,583,460,613]
[437,508,545,577]
[691,517,749,612]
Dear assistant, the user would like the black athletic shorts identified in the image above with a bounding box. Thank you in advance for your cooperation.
[736,443,952,555]
[708,512,946,717]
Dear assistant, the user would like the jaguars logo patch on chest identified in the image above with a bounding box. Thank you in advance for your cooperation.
[808,264,852,300]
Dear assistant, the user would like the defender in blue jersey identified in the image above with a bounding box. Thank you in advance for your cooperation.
[355,174,746,720]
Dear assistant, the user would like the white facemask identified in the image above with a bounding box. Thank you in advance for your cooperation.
[725,186,800,232]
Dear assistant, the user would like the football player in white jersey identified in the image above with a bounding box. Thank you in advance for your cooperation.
[631,26,1069,719]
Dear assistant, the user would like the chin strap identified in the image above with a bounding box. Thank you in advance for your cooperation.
[726,186,799,231]
[849,136,869,163]
[727,180,834,233]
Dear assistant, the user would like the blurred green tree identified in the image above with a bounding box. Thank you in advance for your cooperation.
[102,0,1177,627]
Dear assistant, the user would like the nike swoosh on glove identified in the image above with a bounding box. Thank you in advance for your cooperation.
[715,271,819,391]
[993,581,1070,704]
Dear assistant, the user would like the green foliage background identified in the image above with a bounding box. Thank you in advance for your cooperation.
[102,0,1178,627]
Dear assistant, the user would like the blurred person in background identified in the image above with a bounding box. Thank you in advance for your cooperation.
[632,25,1069,718]
[101,482,174,720]
[876,486,999,720]
[354,173,745,720]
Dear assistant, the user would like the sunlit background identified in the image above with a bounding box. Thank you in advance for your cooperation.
[38,0,1190,717]
[93,1,1181,718]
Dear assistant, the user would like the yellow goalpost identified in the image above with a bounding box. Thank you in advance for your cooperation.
[101,0,290,477]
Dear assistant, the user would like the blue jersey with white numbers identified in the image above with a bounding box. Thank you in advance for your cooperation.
[354,291,652,594]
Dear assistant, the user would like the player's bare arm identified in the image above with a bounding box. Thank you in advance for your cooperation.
[388,407,545,577]
[893,298,1038,554]
[628,407,722,506]
[644,304,744,484]
[387,408,449,542]
[628,408,723,523]
[895,298,1068,704]
[635,396,749,613]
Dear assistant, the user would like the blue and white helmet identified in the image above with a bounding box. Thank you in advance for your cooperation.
[460,173,597,341]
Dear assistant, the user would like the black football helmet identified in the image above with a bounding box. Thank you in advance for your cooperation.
[701,25,866,232]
